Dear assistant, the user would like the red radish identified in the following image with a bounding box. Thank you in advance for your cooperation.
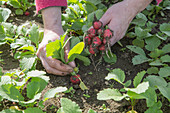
[89,45,98,54]
[103,29,113,38]
[25,11,30,16]
[84,36,91,45]
[4,2,7,5]
[88,28,96,38]
[92,36,102,47]
[70,75,80,84]
[103,38,107,44]
[93,21,103,30]
[99,44,106,51]
[97,28,103,36]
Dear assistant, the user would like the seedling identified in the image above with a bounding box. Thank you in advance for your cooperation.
[97,68,162,112]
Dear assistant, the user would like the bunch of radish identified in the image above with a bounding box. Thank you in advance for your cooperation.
[84,14,113,55]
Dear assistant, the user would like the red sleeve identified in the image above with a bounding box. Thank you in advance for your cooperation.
[35,0,67,13]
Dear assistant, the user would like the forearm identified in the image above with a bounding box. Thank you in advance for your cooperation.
[42,7,63,34]
[125,0,153,14]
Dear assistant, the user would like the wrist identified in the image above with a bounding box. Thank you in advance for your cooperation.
[42,7,62,31]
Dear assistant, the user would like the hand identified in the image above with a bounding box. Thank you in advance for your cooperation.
[36,30,76,76]
[100,0,152,46]
[36,7,76,76]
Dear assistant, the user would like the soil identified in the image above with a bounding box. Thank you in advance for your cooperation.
[0,1,170,113]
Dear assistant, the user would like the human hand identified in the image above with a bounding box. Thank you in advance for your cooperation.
[36,7,76,76]
[99,0,152,46]
[36,30,76,76]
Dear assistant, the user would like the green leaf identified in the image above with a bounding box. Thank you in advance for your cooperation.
[21,93,41,104]
[15,8,23,15]
[0,76,11,85]
[132,38,145,48]
[60,98,82,113]
[142,87,157,107]
[148,49,164,58]
[147,67,159,74]
[149,59,164,66]
[0,84,24,102]
[127,91,145,99]
[46,40,61,57]
[133,71,146,88]
[160,23,170,36]
[125,82,149,94]
[68,42,84,59]
[26,70,49,82]
[24,107,44,113]
[71,21,84,31]
[97,88,126,101]
[87,109,97,113]
[86,0,101,5]
[162,44,170,53]
[70,36,80,49]
[9,0,21,8]
[157,86,170,100]
[29,24,39,46]
[145,36,161,51]
[79,81,88,91]
[0,109,22,113]
[18,46,35,53]
[105,68,125,84]
[158,66,170,77]
[127,45,145,56]
[103,51,117,64]
[124,80,131,87]
[19,55,37,71]
[160,55,170,63]
[135,26,151,38]
[27,81,40,99]
[87,9,104,23]
[145,101,163,113]
[43,87,67,101]
[68,0,78,4]
[0,7,11,22]
[76,55,91,66]
[132,55,151,65]
[145,75,167,88]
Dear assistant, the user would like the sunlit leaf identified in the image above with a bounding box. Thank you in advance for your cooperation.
[97,88,126,101]
[125,82,149,94]
[59,98,82,113]
[43,87,67,101]
[105,68,125,84]
[68,42,84,59]
[0,7,11,22]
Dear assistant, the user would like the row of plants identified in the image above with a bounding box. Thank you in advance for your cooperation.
[0,0,169,112]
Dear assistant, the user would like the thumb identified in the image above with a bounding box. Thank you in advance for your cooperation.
[99,12,111,27]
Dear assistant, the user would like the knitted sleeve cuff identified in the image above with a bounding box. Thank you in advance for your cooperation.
[35,0,67,13]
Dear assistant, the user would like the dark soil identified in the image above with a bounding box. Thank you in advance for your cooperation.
[0,1,170,113]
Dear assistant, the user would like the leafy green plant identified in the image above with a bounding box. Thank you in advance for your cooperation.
[46,31,90,66]
[97,68,162,113]
[57,98,82,113]
[0,69,68,112]
[1,0,35,15]
[62,0,107,35]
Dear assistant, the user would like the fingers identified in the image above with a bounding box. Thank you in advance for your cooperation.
[99,10,112,27]
[37,45,74,76]
[45,56,73,73]
[39,56,69,76]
